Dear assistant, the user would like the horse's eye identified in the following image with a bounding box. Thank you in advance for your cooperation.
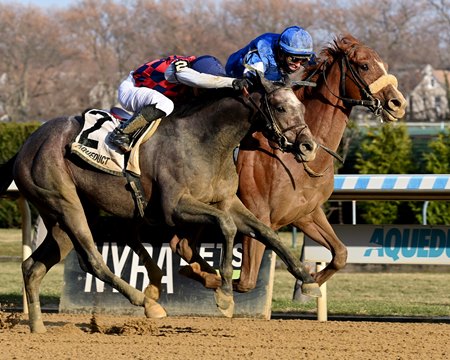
[276,106,285,113]
[360,64,369,71]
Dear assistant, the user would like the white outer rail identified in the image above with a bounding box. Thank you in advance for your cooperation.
[5,182,32,314]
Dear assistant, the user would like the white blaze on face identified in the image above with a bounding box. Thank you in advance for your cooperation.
[368,61,399,94]
[376,60,388,75]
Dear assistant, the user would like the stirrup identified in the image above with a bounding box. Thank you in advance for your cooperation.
[109,128,132,152]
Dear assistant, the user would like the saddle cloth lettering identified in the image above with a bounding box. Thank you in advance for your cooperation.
[70,109,161,176]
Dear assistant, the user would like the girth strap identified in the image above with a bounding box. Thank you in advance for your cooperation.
[125,172,147,218]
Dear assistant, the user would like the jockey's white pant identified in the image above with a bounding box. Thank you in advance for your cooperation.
[118,73,174,116]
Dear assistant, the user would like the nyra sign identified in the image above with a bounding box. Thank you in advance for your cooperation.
[59,219,275,319]
[81,241,243,295]
[304,225,450,265]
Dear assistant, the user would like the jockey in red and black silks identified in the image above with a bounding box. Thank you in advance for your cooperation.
[132,55,197,99]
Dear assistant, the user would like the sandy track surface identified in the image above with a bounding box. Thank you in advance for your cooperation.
[1,312,449,359]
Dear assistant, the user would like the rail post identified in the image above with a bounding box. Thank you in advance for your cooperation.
[316,262,327,321]
[17,195,32,314]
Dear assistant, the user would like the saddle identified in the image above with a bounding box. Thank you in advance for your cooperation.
[70,108,162,217]
[71,108,160,176]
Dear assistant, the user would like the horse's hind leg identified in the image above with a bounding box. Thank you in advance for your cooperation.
[42,185,166,320]
[22,224,73,333]
[228,197,321,297]
[64,213,166,319]
[170,233,222,289]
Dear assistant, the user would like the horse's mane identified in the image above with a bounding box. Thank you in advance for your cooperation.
[300,34,366,97]
[302,34,362,81]
[323,34,362,60]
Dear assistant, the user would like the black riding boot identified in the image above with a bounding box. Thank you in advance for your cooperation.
[109,104,166,152]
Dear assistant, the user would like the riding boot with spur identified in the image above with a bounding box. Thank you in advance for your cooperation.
[109,104,166,152]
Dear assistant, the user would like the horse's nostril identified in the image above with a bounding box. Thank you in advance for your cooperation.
[389,98,402,109]
[300,141,313,153]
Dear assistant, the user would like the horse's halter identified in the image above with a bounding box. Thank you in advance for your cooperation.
[243,88,308,154]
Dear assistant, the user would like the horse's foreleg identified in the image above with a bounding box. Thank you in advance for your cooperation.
[229,197,321,298]
[22,225,73,333]
[127,239,163,301]
[172,196,237,317]
[233,203,271,293]
[294,207,347,286]
[234,232,267,293]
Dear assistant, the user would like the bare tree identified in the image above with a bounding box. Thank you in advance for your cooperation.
[58,0,136,109]
[0,0,448,121]
[221,0,315,54]
[427,0,450,67]
[0,4,72,121]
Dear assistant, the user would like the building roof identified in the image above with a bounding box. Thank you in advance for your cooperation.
[432,68,450,87]
[396,64,449,94]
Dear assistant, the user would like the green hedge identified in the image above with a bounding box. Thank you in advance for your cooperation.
[0,122,41,228]
[0,122,41,163]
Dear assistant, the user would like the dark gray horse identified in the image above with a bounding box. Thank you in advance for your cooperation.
[0,77,319,333]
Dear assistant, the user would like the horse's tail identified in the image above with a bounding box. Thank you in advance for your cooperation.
[0,154,17,195]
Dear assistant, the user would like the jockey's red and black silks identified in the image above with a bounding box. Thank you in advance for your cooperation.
[132,55,196,98]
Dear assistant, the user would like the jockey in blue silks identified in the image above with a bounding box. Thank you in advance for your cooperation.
[225,26,315,82]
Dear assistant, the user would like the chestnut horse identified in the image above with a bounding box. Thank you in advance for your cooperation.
[0,77,320,333]
[234,34,407,292]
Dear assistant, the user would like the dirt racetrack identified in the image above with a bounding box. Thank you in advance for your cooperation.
[1,312,449,359]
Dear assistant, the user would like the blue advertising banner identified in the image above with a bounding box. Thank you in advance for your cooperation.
[305,225,450,265]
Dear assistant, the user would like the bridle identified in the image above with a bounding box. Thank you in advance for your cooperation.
[338,54,383,116]
[243,87,309,154]
[294,48,392,177]
[309,50,388,118]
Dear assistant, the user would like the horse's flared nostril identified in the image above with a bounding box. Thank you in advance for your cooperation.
[387,97,407,119]
[299,140,314,154]
[388,98,402,110]
[296,139,318,162]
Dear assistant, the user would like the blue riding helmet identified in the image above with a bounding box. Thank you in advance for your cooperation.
[279,26,314,57]
[191,55,227,76]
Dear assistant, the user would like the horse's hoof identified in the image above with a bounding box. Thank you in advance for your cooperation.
[144,284,161,301]
[144,298,167,318]
[30,321,47,334]
[293,287,313,303]
[203,273,222,289]
[232,279,253,293]
[301,282,322,298]
[214,288,234,318]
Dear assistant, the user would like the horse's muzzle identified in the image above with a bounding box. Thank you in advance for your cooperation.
[381,97,407,122]
[294,135,318,163]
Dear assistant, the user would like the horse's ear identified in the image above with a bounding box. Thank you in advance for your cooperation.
[258,71,277,93]
[282,74,292,88]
